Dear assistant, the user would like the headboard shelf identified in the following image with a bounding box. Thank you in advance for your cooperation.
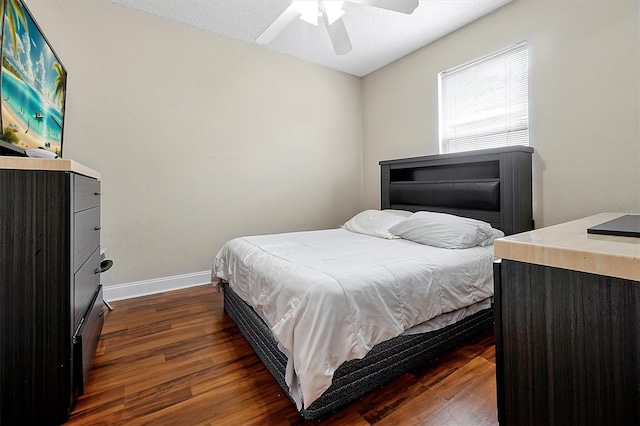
[390,178,500,185]
[380,146,534,235]
[390,160,500,182]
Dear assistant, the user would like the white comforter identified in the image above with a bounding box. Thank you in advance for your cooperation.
[212,229,494,409]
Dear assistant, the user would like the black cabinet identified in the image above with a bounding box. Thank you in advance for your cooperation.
[0,168,104,425]
[494,259,640,425]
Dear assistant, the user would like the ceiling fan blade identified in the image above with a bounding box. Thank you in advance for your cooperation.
[256,4,300,44]
[323,16,352,55]
[346,0,419,14]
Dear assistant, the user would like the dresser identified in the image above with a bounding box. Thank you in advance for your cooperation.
[493,213,640,425]
[0,158,104,425]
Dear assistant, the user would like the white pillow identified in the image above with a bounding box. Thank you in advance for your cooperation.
[388,211,494,249]
[342,209,407,239]
[478,228,505,247]
[382,209,413,218]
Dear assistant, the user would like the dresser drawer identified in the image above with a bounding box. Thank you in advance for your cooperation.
[74,207,100,272]
[74,175,100,212]
[74,247,101,328]
[73,286,104,395]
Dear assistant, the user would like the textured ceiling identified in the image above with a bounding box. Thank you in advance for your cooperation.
[106,0,512,77]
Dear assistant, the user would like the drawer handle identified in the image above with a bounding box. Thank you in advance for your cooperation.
[94,226,102,231]
[100,259,113,273]
[95,192,101,196]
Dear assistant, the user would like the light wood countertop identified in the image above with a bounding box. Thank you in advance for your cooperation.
[494,213,640,281]
[0,157,100,179]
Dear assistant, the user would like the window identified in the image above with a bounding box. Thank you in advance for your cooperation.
[439,41,528,154]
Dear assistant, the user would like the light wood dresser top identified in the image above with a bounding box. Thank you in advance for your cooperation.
[0,157,100,180]
[495,213,640,281]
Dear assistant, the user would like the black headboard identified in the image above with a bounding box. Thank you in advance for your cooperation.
[380,146,534,235]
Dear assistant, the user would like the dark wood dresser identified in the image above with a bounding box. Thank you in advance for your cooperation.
[0,158,104,425]
[493,213,640,425]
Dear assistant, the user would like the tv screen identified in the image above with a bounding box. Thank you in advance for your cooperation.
[0,0,67,157]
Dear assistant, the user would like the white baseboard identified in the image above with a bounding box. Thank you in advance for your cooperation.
[103,270,212,301]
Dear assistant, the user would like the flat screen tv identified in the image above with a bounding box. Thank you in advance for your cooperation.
[0,0,67,157]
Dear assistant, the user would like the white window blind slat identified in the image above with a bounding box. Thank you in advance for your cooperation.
[439,42,529,154]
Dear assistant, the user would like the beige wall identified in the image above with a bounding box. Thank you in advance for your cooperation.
[26,0,363,285]
[363,0,640,227]
[22,0,640,289]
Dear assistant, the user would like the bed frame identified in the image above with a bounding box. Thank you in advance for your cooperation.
[222,145,534,419]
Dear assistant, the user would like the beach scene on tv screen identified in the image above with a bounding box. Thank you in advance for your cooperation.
[0,0,66,156]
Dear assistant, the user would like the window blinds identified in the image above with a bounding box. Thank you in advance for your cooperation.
[439,41,529,154]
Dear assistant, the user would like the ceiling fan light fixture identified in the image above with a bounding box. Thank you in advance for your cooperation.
[323,1,345,25]
[294,1,320,26]
[257,0,418,54]
[293,1,344,27]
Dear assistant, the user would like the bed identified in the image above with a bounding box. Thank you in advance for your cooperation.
[213,145,534,419]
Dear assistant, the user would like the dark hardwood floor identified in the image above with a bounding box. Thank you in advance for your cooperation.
[66,285,498,425]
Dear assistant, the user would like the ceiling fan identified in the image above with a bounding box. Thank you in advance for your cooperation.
[256,0,420,55]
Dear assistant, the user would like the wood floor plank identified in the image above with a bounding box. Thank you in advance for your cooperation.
[427,356,495,400]
[124,357,215,395]
[410,330,494,388]
[480,344,496,363]
[124,386,194,419]
[373,389,447,426]
[66,285,498,425]
[420,357,498,425]
[69,385,125,420]
[358,374,428,423]
[86,353,167,389]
